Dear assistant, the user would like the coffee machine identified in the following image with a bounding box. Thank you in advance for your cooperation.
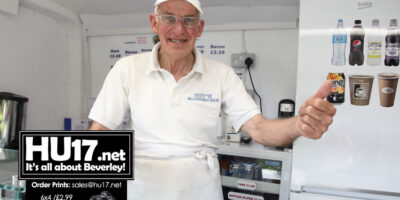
[0,92,29,150]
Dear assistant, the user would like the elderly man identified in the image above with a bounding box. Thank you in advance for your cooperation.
[89,0,336,199]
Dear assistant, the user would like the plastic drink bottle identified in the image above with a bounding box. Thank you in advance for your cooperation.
[349,20,365,66]
[384,19,400,66]
[331,19,347,66]
[367,19,382,66]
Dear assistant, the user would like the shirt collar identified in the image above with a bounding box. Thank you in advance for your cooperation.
[148,42,204,75]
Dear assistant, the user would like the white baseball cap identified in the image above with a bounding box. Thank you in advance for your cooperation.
[154,0,203,15]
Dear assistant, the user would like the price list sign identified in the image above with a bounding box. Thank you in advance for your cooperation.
[19,131,134,200]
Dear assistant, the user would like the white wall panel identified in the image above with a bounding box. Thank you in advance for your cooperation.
[245,29,298,119]
[0,6,69,130]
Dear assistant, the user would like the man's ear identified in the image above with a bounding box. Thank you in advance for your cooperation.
[150,14,158,34]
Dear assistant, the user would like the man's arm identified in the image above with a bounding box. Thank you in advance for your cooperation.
[241,80,336,147]
[89,121,110,130]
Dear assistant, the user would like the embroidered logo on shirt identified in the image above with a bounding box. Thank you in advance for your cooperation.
[188,93,219,102]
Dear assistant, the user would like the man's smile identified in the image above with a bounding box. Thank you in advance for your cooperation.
[169,38,188,43]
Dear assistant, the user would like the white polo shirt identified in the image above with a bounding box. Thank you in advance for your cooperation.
[89,43,260,157]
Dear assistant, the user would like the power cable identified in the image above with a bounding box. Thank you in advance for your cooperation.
[245,57,263,114]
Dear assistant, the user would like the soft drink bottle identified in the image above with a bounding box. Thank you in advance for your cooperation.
[349,20,365,66]
[367,19,382,66]
[331,19,347,66]
[384,19,400,66]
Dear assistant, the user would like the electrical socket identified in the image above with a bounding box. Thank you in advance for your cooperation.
[231,53,255,68]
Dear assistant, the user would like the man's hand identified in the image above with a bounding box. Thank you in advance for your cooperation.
[296,80,337,139]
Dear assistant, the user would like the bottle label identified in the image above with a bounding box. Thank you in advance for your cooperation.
[386,43,399,57]
[368,41,382,58]
[353,40,362,48]
[333,34,347,44]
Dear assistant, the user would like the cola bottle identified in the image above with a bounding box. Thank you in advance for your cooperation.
[349,20,365,66]
[384,19,400,66]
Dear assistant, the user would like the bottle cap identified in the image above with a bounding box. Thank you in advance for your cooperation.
[355,20,362,25]
[390,19,397,26]
[337,19,344,28]
[372,19,379,27]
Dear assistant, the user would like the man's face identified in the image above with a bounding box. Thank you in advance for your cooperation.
[150,0,204,59]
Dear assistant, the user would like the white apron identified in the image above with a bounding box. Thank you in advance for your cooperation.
[127,146,223,200]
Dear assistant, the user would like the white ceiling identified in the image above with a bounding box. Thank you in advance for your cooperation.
[51,0,299,15]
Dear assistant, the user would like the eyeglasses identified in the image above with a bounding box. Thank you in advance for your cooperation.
[157,15,201,27]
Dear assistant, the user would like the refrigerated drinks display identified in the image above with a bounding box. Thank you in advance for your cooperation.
[294,1,400,198]
[217,140,292,200]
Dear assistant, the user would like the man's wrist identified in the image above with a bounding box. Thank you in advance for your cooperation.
[289,115,302,140]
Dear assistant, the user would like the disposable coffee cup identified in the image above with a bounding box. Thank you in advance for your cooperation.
[378,73,399,107]
[349,75,374,106]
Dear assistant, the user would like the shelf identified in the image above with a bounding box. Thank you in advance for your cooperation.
[221,176,280,194]
[217,139,292,161]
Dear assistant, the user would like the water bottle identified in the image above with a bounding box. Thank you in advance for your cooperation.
[331,19,347,66]
[367,19,382,66]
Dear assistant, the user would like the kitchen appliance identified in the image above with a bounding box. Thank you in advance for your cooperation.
[278,99,295,118]
[292,0,400,199]
[0,92,28,150]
